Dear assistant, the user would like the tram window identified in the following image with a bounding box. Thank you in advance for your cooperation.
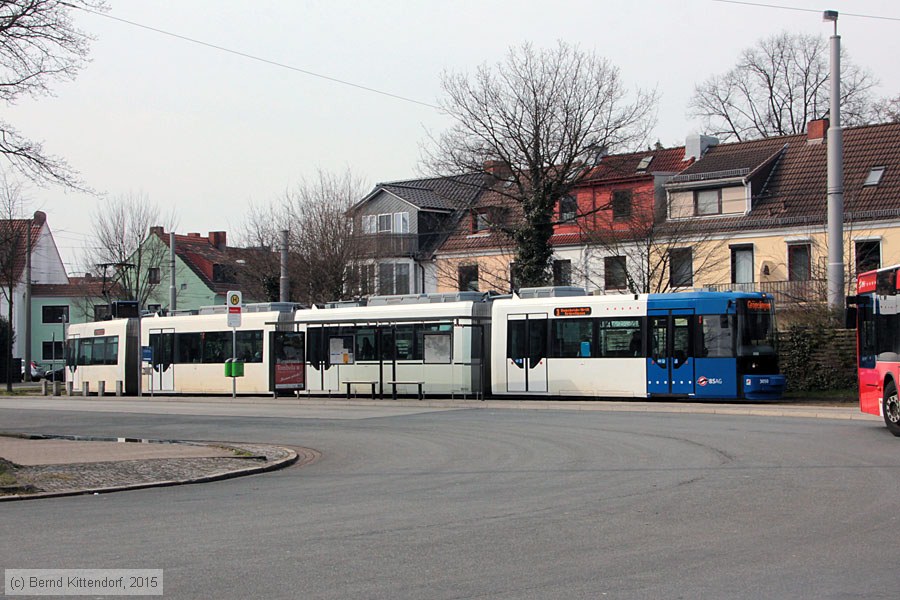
[550,318,593,358]
[202,331,231,363]
[77,338,93,366]
[236,330,263,363]
[176,333,202,363]
[698,315,734,357]
[394,325,415,360]
[104,337,119,364]
[672,317,692,362]
[356,328,377,361]
[598,318,642,358]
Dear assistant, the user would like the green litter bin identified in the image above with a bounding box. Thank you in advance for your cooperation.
[225,359,245,378]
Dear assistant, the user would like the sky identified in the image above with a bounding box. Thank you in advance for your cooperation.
[6,0,900,274]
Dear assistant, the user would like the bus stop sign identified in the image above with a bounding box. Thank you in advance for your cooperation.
[227,290,242,328]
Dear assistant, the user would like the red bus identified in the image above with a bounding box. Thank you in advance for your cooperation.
[849,264,900,436]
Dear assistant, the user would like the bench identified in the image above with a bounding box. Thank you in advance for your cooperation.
[344,380,377,399]
[386,380,425,401]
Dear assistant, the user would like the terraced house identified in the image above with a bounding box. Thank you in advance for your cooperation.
[662,120,900,305]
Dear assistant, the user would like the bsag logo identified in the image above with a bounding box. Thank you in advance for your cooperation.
[698,376,723,387]
[698,376,708,387]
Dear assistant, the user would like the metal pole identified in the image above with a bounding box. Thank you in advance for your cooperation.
[825,11,844,311]
[232,327,237,398]
[24,216,31,379]
[280,229,289,302]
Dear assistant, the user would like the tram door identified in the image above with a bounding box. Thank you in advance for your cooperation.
[67,333,81,388]
[148,328,175,392]
[647,309,695,396]
[505,313,548,393]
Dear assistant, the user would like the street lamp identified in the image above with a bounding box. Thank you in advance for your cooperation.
[823,9,844,312]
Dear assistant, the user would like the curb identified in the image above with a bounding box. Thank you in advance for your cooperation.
[0,435,316,502]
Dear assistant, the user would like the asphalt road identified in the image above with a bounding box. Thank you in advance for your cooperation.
[1,400,899,599]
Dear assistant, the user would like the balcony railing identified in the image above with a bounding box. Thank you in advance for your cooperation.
[358,234,419,258]
[706,279,826,305]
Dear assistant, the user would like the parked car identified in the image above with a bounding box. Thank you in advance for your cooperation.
[20,360,47,382]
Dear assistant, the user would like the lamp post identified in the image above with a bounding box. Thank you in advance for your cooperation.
[823,9,845,312]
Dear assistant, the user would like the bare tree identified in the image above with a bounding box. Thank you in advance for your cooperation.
[874,93,900,124]
[0,171,28,389]
[0,1,106,188]
[689,31,878,142]
[426,41,657,287]
[83,192,176,309]
[237,169,367,305]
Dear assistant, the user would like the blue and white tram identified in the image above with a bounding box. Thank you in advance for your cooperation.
[490,289,786,400]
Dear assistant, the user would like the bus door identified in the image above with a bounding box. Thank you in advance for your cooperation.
[506,313,548,393]
[647,309,695,396]
[148,328,175,392]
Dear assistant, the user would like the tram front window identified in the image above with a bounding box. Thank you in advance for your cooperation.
[737,298,778,374]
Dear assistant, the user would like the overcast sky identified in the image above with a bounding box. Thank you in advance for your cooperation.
[6,0,900,274]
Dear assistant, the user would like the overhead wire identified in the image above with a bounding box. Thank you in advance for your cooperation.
[63,2,441,110]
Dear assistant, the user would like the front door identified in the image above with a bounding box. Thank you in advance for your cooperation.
[149,328,175,392]
[506,313,548,393]
[647,309,695,396]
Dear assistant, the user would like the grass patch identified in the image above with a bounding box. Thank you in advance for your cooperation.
[0,459,19,487]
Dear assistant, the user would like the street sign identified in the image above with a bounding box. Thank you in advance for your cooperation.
[227,290,242,328]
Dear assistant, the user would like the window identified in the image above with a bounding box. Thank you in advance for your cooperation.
[855,240,881,275]
[361,263,375,295]
[378,263,395,295]
[612,190,632,221]
[559,196,577,222]
[509,262,520,292]
[395,263,410,295]
[730,245,754,285]
[553,260,572,286]
[93,305,110,321]
[148,267,161,285]
[472,210,490,233]
[604,256,627,290]
[670,248,693,287]
[377,214,392,233]
[863,166,886,187]
[362,215,377,234]
[458,265,479,291]
[42,305,69,324]
[695,189,721,216]
[788,244,811,281]
[42,341,64,361]
[393,212,409,234]
[697,314,735,358]
[599,318,643,358]
[550,318,594,358]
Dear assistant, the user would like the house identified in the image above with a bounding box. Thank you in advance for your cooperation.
[0,211,111,375]
[433,147,695,294]
[660,120,900,305]
[549,144,696,293]
[347,174,484,295]
[141,228,269,311]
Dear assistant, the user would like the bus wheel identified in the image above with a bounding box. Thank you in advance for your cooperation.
[883,381,900,437]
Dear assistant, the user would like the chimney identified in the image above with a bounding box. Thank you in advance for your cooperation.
[807,118,829,144]
[208,231,227,250]
[483,160,513,181]
[149,226,165,236]
[32,210,46,226]
[685,134,718,161]
[187,232,201,238]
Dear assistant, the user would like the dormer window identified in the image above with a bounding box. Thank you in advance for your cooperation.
[696,189,721,216]
[864,166,886,187]
[472,210,490,233]
[559,195,577,222]
[636,155,653,172]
